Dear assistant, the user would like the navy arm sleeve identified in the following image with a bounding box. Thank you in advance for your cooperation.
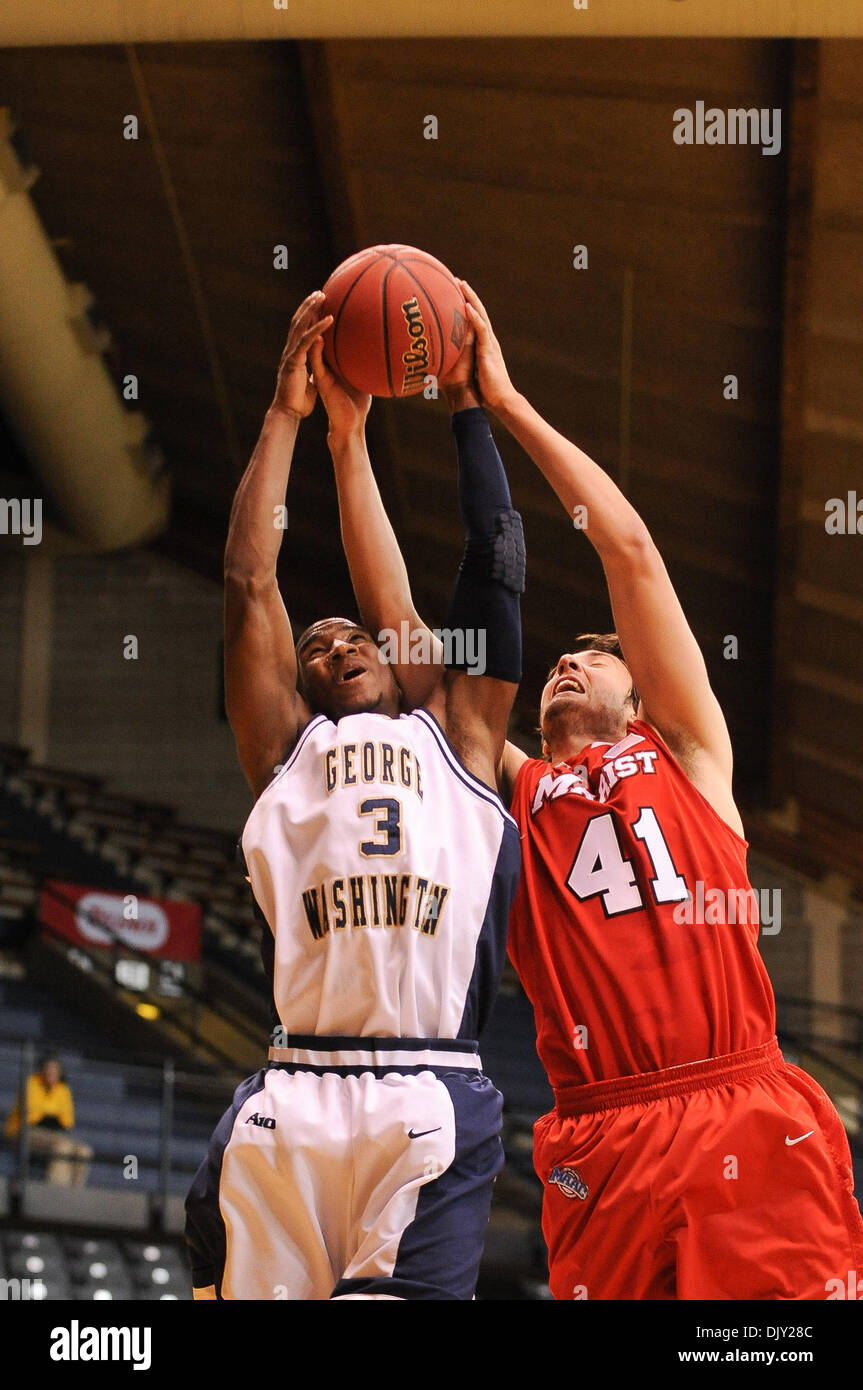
[443,407,524,684]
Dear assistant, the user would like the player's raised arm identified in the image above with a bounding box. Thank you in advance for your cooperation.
[312,331,525,795]
[308,336,444,711]
[429,345,525,793]
[224,292,331,800]
[461,280,735,811]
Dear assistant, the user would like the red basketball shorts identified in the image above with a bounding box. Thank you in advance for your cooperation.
[535,1038,863,1300]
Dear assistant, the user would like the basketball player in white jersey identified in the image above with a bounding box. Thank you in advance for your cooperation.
[185,291,525,1299]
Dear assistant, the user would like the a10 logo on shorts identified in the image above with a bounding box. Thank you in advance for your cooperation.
[245,1112,276,1130]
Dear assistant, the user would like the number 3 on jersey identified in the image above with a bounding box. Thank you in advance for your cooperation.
[566,809,688,917]
[358,797,402,856]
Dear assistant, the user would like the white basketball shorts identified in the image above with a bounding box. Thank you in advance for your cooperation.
[185,1036,504,1300]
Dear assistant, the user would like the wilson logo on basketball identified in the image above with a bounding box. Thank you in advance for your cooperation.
[75,892,170,953]
[400,297,430,394]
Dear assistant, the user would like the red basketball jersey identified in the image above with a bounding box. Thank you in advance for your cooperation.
[508,720,776,1090]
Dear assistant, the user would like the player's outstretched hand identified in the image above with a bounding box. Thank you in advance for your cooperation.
[459,280,517,416]
[273,291,334,420]
[439,321,476,394]
[308,337,372,437]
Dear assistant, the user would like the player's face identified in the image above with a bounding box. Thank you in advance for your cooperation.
[539,649,634,741]
[299,623,400,721]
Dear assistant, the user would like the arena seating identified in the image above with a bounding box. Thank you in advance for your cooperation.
[0,1228,191,1300]
[0,974,225,1197]
[0,742,263,988]
[0,967,549,1297]
[1,741,860,1299]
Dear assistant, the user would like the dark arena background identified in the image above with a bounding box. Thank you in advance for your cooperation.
[0,0,861,1348]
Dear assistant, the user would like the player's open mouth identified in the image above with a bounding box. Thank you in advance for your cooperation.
[554,678,584,695]
[339,666,366,683]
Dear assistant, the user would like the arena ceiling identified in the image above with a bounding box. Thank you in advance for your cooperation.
[0,36,860,888]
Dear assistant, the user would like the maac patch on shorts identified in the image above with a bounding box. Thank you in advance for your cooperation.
[548,1165,588,1200]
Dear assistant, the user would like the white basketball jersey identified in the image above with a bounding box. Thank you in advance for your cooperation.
[240,708,521,1040]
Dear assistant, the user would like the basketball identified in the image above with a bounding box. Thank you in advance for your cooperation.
[321,245,468,397]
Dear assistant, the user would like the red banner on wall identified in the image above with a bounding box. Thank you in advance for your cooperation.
[39,881,202,962]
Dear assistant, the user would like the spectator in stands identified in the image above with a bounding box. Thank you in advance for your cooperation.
[4,1055,92,1186]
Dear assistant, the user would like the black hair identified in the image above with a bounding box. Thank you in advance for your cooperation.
[37,1055,66,1082]
[294,617,361,661]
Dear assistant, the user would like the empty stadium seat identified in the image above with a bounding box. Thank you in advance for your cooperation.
[3,1229,63,1256]
[0,1226,192,1300]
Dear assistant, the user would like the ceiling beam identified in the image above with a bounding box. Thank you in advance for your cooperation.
[1,2,859,48]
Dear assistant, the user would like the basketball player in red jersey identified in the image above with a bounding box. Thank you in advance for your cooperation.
[333,280,863,1300]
